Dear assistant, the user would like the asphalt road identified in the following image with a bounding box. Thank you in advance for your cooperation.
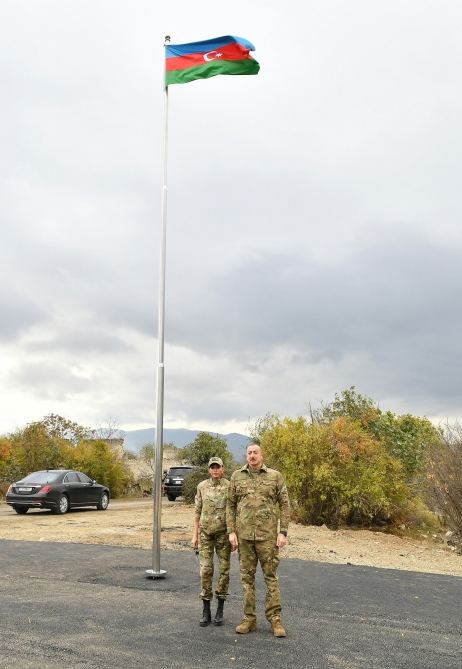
[0,539,461,669]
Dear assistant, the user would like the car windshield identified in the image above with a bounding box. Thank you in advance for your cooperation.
[18,472,60,484]
[168,468,192,477]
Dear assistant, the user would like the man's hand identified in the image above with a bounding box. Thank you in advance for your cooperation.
[229,532,238,552]
[191,532,198,550]
[276,532,287,548]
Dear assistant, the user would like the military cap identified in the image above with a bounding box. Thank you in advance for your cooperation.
[208,457,224,467]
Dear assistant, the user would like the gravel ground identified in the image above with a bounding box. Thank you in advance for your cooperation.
[1,498,460,577]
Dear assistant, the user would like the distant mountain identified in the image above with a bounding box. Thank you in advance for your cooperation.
[122,427,250,463]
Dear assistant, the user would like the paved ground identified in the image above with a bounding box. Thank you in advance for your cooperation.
[1,539,461,669]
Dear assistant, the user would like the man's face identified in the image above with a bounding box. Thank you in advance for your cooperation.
[209,464,224,479]
[246,444,263,470]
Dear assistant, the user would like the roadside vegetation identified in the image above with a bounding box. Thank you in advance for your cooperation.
[179,431,237,503]
[0,414,132,497]
[1,389,461,550]
[249,388,462,550]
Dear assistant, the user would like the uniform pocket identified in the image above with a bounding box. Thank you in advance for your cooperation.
[259,480,277,499]
[236,483,250,496]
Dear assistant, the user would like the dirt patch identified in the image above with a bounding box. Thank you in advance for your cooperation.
[1,498,460,577]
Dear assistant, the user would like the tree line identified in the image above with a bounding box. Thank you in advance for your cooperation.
[180,389,462,550]
[0,414,131,497]
[1,390,461,549]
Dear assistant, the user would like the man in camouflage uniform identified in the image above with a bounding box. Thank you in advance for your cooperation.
[191,457,231,627]
[227,443,290,637]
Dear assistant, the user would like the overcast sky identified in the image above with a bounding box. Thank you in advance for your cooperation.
[1,1,462,436]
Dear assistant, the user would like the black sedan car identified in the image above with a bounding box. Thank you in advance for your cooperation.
[6,469,110,515]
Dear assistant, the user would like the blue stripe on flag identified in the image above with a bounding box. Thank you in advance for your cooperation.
[165,35,255,58]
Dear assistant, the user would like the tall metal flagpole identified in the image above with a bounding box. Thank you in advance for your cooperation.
[146,36,170,579]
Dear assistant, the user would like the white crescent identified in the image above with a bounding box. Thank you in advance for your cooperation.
[203,51,222,62]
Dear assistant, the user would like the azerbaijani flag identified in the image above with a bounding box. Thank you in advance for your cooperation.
[165,35,260,86]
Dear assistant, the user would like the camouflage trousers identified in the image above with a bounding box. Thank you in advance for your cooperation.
[199,529,231,601]
[238,539,281,623]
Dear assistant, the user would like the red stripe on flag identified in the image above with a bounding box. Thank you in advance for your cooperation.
[166,42,250,72]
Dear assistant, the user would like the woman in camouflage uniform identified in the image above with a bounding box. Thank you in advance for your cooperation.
[191,457,231,627]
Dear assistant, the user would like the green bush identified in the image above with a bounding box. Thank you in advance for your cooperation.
[0,437,14,495]
[318,387,441,480]
[260,415,409,527]
[0,415,133,498]
[9,423,69,475]
[68,439,133,497]
[182,467,209,504]
[373,411,441,480]
[178,432,234,470]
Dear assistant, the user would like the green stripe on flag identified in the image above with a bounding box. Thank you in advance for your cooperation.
[166,58,260,85]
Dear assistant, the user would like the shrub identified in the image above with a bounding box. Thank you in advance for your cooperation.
[318,387,441,480]
[260,415,409,527]
[395,497,442,535]
[68,439,133,497]
[9,423,69,475]
[0,437,14,495]
[424,424,462,550]
[178,432,234,470]
[372,412,441,480]
[182,467,209,504]
[1,416,133,498]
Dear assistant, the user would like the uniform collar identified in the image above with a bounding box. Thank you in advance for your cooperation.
[210,477,223,486]
[241,463,268,473]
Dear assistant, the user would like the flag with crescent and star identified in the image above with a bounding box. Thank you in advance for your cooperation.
[165,35,260,85]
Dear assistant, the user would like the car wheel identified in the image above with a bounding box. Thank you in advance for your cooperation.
[53,494,69,515]
[97,492,109,510]
[167,494,176,501]
[13,506,29,514]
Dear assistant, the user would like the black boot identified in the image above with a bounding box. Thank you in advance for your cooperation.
[214,598,225,626]
[199,599,211,627]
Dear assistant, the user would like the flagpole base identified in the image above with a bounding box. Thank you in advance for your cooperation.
[145,569,167,579]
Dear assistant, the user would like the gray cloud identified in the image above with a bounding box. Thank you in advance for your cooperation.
[0,285,46,340]
[167,231,461,353]
[8,360,93,400]
[1,1,462,433]
[25,331,133,355]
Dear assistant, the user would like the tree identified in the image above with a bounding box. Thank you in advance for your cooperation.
[372,411,440,480]
[0,437,15,493]
[0,437,11,471]
[255,414,409,527]
[179,432,233,471]
[424,422,462,550]
[138,444,155,473]
[90,416,123,441]
[182,467,210,504]
[248,413,280,444]
[69,439,132,497]
[317,386,381,428]
[317,387,440,480]
[9,422,69,475]
[39,414,90,445]
[138,442,177,473]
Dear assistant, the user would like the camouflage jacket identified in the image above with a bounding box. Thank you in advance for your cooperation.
[195,477,230,535]
[227,463,290,541]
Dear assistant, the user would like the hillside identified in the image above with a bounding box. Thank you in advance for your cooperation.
[122,427,250,462]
